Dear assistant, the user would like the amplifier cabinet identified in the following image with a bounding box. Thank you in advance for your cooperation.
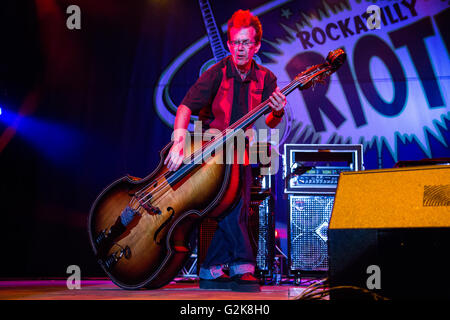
[288,194,335,273]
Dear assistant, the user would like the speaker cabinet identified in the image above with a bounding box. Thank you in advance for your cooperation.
[247,195,275,275]
[197,217,218,274]
[288,195,334,273]
[328,165,450,300]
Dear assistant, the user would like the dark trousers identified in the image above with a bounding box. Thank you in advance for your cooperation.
[200,165,255,277]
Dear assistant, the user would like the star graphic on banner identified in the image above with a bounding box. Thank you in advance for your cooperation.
[281,8,293,20]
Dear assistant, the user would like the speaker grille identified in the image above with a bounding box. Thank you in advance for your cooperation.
[197,218,218,272]
[423,185,450,206]
[289,195,334,271]
[249,196,274,272]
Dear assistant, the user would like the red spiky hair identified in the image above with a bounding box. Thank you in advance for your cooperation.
[227,10,262,43]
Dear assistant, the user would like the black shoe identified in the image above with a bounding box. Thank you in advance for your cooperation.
[199,274,232,290]
[231,273,261,292]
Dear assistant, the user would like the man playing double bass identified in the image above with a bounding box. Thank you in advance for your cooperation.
[164,9,286,292]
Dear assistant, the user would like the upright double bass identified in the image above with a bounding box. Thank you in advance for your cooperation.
[88,49,346,289]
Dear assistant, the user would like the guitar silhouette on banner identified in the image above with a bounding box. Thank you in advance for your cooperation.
[198,0,261,76]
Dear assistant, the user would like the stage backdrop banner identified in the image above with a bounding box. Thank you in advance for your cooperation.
[154,0,450,168]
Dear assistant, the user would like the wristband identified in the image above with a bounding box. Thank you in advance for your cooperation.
[272,109,285,118]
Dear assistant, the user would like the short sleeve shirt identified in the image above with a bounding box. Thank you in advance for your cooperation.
[181,56,277,131]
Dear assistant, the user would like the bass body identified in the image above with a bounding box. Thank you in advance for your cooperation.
[88,140,241,289]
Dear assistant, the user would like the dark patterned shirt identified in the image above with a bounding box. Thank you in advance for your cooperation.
[181,55,278,131]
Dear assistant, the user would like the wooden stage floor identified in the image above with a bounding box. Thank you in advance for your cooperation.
[0,278,327,300]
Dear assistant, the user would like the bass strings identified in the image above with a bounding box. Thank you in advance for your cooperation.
[132,66,328,210]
